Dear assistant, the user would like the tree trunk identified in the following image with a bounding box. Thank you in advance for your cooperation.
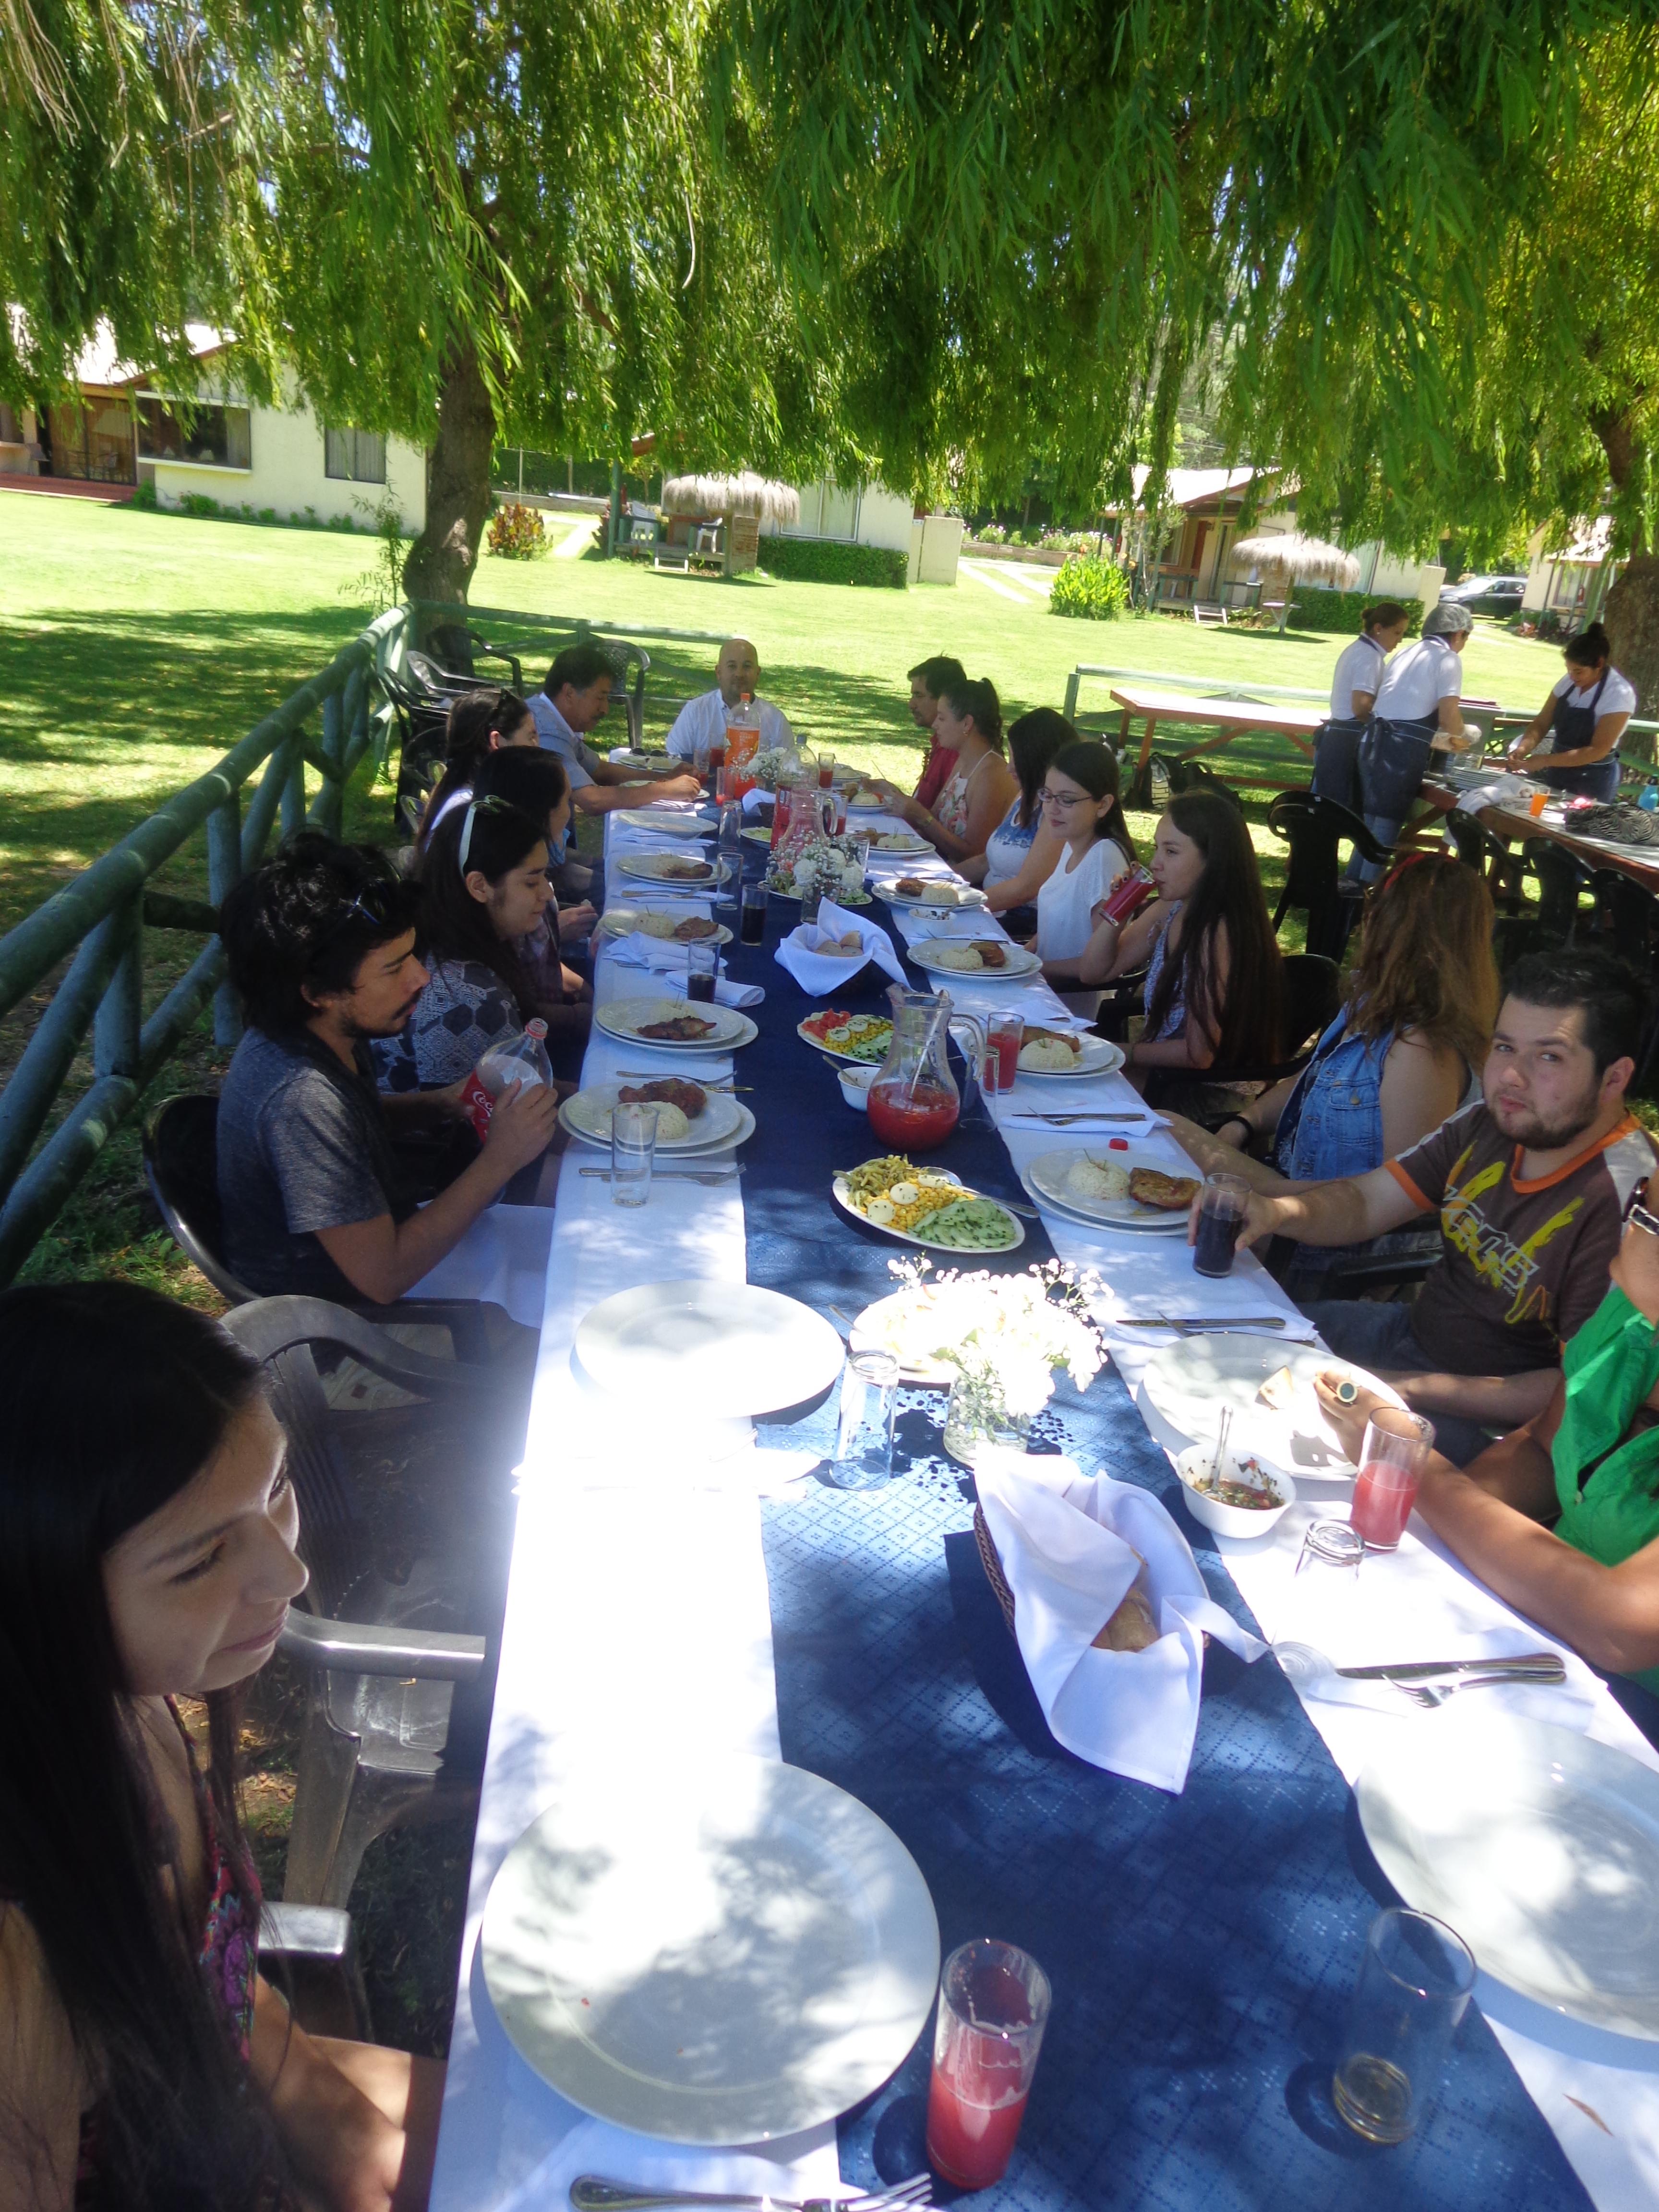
[402,336,495,606]
[1604,556,1659,724]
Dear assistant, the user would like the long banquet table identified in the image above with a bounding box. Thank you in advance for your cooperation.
[424,805,1659,2212]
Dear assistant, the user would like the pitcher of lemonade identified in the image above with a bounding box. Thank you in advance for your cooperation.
[866,987,963,1152]
[725,693,763,795]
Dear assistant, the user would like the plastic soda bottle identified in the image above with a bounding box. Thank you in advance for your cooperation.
[462,1019,553,1139]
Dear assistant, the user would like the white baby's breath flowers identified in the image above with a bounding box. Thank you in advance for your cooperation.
[885,1256,1106,1415]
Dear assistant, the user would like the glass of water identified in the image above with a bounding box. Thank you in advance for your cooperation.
[829,1351,901,1489]
[1333,1908,1475,2143]
[611,1100,658,1207]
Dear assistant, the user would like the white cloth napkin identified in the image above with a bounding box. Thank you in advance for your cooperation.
[610,825,713,854]
[773,898,908,995]
[976,1455,1265,1792]
[604,933,763,1008]
[1457,773,1538,815]
[739,786,778,817]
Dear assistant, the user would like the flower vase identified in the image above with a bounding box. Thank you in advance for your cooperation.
[943,1368,1033,1467]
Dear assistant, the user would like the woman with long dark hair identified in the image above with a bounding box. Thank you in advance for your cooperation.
[1030,742,1135,1010]
[416,687,540,852]
[1079,789,1282,1087]
[0,1281,440,2210]
[1507,619,1637,803]
[875,675,1019,867]
[959,708,1071,915]
[469,745,595,984]
[376,792,587,1094]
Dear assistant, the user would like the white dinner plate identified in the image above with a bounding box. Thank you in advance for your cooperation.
[849,1287,965,1385]
[1358,1716,1659,2039]
[832,1171,1024,1255]
[796,1016,893,1065]
[910,940,1043,980]
[597,907,731,948]
[618,854,721,886]
[875,881,987,910]
[559,1083,753,1154]
[865,830,931,854]
[615,809,711,837]
[1012,1033,1125,1079]
[481,1750,941,2142]
[574,1280,846,1417]
[741,825,775,845]
[1025,1147,1197,1232]
[596,998,757,1053]
[1140,1334,1404,1481]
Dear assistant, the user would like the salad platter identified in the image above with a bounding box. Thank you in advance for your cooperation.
[833,1156,1024,1254]
[797,1011,894,1064]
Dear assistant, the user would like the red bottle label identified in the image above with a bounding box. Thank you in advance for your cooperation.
[462,1069,494,1141]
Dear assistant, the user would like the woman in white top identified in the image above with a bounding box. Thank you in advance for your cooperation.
[1354,600,1477,877]
[1507,621,1635,803]
[1031,744,1133,1013]
[1312,602,1410,812]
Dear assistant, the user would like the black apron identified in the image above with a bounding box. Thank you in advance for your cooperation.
[1538,668,1620,801]
[1310,636,1385,810]
[1358,713,1437,822]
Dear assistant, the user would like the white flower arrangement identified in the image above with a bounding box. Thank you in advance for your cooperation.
[775,830,866,898]
[888,1256,1106,1419]
[751,746,797,791]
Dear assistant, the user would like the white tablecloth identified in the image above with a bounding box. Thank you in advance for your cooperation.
[429,809,1659,2212]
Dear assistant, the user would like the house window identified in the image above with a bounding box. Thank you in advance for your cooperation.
[325,428,387,484]
[136,397,251,469]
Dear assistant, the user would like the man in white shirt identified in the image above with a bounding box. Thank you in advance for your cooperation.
[1354,600,1475,876]
[529,644,701,816]
[664,636,794,759]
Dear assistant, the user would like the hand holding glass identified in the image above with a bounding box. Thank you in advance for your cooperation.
[1193,1173,1250,1278]
[1350,1406,1435,1550]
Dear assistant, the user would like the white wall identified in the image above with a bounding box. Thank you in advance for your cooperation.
[141,369,426,532]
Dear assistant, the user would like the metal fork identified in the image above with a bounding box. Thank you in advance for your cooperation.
[570,2176,933,2212]
[1392,1667,1566,1708]
[1006,1112,1151,1124]
[613,1069,753,1090]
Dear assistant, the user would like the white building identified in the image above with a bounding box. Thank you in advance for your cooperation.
[773,480,964,585]
[1521,517,1618,625]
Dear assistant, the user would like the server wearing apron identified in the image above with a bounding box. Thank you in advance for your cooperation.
[1507,620,1635,803]
[1311,602,1410,809]
[1355,600,1475,876]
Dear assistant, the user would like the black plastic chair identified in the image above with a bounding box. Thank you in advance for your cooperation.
[222,1297,517,1908]
[143,1094,496,1358]
[1444,808,1532,916]
[1139,952,1342,1107]
[1266,791,1393,962]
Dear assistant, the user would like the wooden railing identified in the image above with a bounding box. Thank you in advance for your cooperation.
[0,604,410,1282]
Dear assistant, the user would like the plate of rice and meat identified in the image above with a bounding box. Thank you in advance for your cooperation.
[1023,1148,1198,1233]
[1013,1026,1125,1077]
[558,1079,755,1154]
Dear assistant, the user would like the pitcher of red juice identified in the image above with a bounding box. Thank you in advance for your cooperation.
[866,986,961,1152]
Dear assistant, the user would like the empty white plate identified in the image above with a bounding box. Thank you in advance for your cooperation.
[481,1751,941,2142]
[1358,1716,1659,2038]
[574,1280,845,1418]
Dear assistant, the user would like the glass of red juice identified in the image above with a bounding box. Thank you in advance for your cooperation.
[818,752,837,790]
[1350,1406,1436,1550]
[986,1013,1024,1094]
[866,1080,959,1152]
[926,1938,1051,2191]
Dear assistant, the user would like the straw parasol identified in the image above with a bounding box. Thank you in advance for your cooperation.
[660,472,801,526]
[1228,532,1360,589]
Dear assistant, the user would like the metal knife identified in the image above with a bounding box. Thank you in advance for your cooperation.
[1338,1652,1565,1682]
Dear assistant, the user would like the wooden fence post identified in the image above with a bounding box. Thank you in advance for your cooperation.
[207,793,243,1047]
[281,743,308,837]
[92,893,144,1080]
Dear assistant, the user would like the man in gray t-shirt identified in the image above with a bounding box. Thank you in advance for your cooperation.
[216,832,559,1306]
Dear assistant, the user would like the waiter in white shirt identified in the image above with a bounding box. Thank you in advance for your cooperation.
[664,636,794,759]
[1507,619,1635,803]
[1355,600,1476,871]
[1311,602,1409,810]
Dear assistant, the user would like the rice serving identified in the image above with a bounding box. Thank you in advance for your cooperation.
[927,942,984,970]
[1020,1036,1079,1071]
[1065,1157,1130,1201]
[607,1101,689,1141]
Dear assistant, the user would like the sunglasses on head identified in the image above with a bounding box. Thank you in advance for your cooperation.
[458,792,530,873]
[306,877,408,966]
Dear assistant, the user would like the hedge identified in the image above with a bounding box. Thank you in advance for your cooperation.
[1287,586,1425,634]
[757,536,909,589]
[1050,553,1130,620]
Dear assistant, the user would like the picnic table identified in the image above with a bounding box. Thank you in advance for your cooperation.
[1109,684,1329,787]
[415,806,1659,2212]
[1419,777,1659,895]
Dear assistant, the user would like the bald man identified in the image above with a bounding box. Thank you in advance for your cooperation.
[664,636,795,760]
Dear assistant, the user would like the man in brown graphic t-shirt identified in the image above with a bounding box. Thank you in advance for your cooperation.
[1222,951,1655,1464]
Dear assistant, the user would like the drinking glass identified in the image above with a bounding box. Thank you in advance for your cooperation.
[817,752,837,791]
[1333,1909,1475,2144]
[1193,1172,1250,1278]
[715,766,739,808]
[740,878,769,946]
[800,884,823,926]
[1350,1406,1436,1550]
[1294,1519,1365,1578]
[926,1939,1051,2190]
[610,1100,658,1207]
[685,942,719,1002]
[986,1012,1024,1095]
[829,1351,900,1489]
[693,738,712,779]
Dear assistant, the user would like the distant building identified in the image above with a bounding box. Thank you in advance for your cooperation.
[1521,518,1618,627]
[0,318,426,533]
[773,481,964,585]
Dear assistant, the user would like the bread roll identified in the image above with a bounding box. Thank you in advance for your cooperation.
[1094,1588,1160,1651]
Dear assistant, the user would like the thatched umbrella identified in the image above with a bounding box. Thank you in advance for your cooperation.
[658,472,800,574]
[1229,531,1360,627]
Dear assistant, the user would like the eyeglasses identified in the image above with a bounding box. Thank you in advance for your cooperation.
[1039,788,1091,808]
[306,878,406,966]
[1626,1180,1659,1238]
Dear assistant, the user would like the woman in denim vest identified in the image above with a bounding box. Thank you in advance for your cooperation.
[1164,855,1498,1295]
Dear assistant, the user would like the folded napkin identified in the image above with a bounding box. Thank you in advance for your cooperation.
[740,785,776,817]
[604,933,763,1007]
[773,897,908,996]
[610,826,713,854]
[1456,773,1538,816]
[1092,1270,1317,1341]
[976,1455,1265,1791]
[902,914,1005,942]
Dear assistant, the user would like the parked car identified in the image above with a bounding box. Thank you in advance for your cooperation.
[1440,574,1528,616]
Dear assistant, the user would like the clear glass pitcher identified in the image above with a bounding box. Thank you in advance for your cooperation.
[866,986,962,1152]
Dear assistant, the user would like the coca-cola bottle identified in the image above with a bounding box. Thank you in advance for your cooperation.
[462,1019,553,1139]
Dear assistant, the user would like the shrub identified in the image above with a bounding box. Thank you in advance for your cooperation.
[1050,553,1130,621]
[1286,586,1425,634]
[756,536,908,589]
[972,522,1008,545]
[131,479,157,510]
[487,501,548,559]
[178,492,220,518]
